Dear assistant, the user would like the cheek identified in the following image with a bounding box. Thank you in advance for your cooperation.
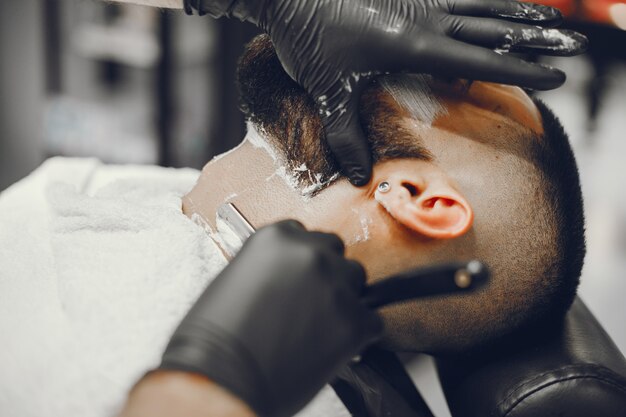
[362,238,428,283]
[353,204,446,282]
[360,249,415,283]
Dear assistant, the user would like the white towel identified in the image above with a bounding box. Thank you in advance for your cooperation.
[0,157,349,417]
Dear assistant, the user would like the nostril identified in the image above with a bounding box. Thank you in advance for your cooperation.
[402,182,419,197]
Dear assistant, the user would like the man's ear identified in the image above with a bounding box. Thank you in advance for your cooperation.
[374,173,473,239]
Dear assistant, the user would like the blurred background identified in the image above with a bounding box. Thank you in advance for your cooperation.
[0,0,625,415]
[0,0,261,187]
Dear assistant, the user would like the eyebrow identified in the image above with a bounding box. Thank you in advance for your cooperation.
[366,112,434,164]
[377,130,434,163]
[361,78,437,164]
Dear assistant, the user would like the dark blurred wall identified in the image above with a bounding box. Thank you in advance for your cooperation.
[0,1,45,191]
[207,20,259,158]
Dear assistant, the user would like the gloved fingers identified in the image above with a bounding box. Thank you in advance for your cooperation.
[366,312,385,343]
[273,219,306,231]
[320,82,373,186]
[446,0,562,26]
[335,271,382,347]
[249,219,306,250]
[403,35,566,90]
[305,230,347,255]
[341,259,367,293]
[445,16,588,56]
[506,28,588,56]
[352,304,384,347]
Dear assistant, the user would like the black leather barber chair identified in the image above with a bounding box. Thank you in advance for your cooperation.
[436,297,626,417]
[334,297,626,417]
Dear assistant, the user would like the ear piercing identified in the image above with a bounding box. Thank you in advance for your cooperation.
[377,181,391,193]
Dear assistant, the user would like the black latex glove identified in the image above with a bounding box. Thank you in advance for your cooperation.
[160,220,383,417]
[185,0,587,186]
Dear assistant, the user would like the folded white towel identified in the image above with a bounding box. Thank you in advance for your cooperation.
[0,157,349,417]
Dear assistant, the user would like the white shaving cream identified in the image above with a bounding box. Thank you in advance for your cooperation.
[245,122,280,162]
[523,28,580,51]
[246,123,339,200]
[346,208,373,245]
[496,28,583,53]
[497,3,551,20]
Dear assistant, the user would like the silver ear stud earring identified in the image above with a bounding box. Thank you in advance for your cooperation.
[377,181,391,193]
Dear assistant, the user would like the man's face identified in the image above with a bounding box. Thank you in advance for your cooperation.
[194,75,552,352]
[425,79,544,163]
[315,80,550,352]
[338,79,544,274]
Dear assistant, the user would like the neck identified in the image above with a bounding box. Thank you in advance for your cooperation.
[182,127,361,257]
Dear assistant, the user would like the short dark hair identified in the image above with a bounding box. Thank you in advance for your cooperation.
[237,34,431,192]
[527,97,586,319]
[468,98,587,349]
[236,34,586,346]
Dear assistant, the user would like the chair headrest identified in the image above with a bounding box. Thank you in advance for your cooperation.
[435,297,626,417]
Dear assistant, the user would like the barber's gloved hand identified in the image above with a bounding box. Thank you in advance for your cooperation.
[160,220,382,417]
[185,0,587,186]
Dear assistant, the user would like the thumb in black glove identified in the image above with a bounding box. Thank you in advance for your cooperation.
[160,220,383,417]
[185,0,587,187]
